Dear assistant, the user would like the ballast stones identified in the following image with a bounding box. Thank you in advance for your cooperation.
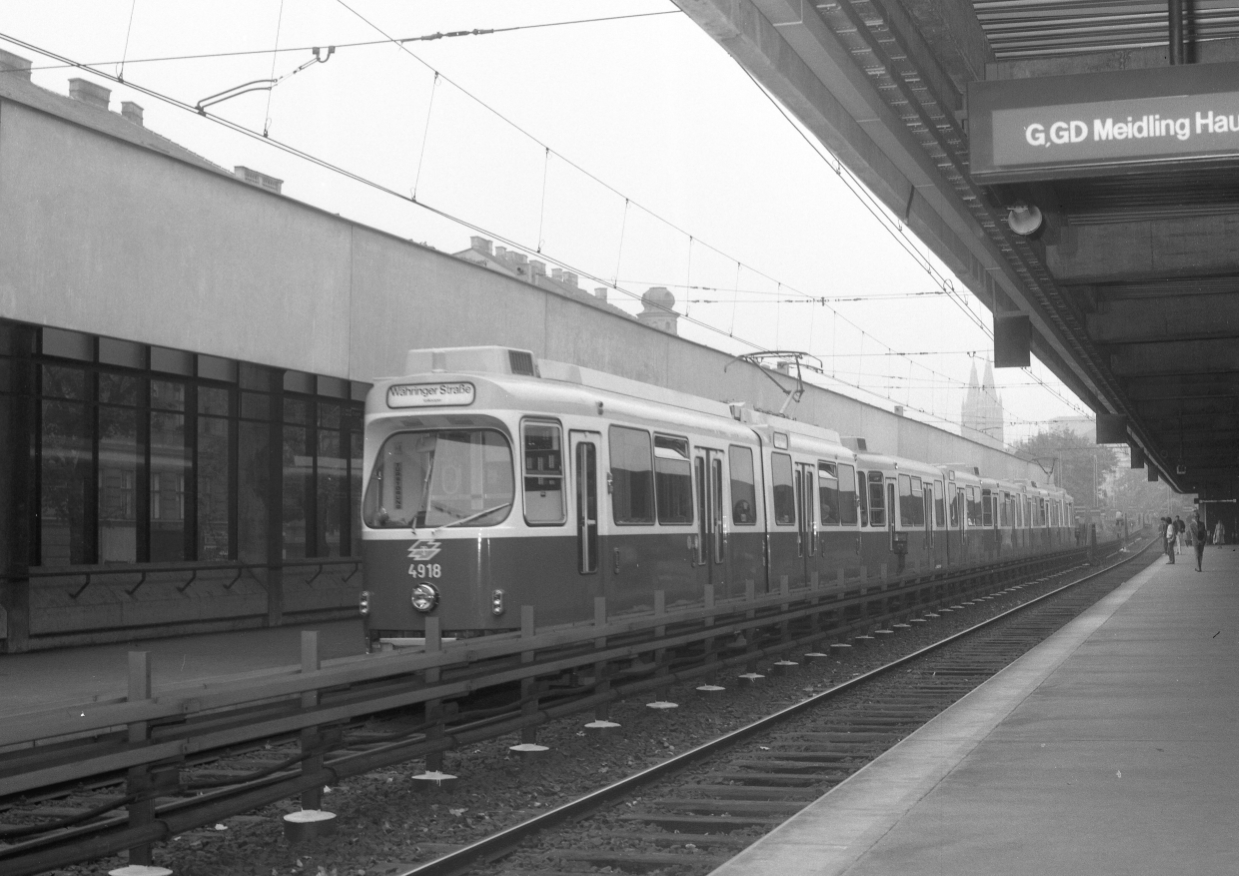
[282,809,337,843]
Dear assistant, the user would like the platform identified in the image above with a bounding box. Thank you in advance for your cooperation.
[710,542,1239,876]
[0,619,365,716]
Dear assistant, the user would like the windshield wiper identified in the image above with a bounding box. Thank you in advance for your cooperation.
[434,502,512,532]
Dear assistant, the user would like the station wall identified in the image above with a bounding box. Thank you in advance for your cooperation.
[0,76,1046,651]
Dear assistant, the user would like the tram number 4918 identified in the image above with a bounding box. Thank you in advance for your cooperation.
[408,563,442,579]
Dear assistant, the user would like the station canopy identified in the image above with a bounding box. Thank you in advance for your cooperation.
[678,0,1239,498]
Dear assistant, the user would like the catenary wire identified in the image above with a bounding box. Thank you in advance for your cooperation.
[9,10,683,73]
[0,29,1070,434]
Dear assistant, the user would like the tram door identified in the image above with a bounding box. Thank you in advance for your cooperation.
[794,462,816,584]
[570,431,601,576]
[693,448,729,593]
[946,481,958,568]
[886,479,901,574]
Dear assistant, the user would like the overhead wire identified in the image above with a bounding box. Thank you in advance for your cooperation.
[325,2,979,384]
[117,0,139,83]
[0,15,1077,436]
[734,64,1092,419]
[325,0,1078,426]
[10,10,682,73]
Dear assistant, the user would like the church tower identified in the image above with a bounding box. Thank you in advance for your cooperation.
[962,358,1004,448]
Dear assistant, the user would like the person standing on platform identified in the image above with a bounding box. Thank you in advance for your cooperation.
[1163,517,1174,563]
[1174,515,1185,555]
[1214,519,1226,546]
[1191,512,1208,572]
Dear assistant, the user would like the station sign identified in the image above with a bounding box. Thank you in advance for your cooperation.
[387,381,475,408]
[968,62,1239,182]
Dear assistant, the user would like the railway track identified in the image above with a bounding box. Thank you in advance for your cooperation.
[0,542,1142,875]
[395,539,1158,876]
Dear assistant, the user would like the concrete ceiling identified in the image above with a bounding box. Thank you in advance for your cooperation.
[675,0,1239,498]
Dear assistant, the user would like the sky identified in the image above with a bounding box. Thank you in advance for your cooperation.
[1,0,1095,446]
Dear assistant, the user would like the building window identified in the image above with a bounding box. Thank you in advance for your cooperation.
[3,322,366,568]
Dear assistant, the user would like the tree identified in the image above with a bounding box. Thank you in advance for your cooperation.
[1010,427,1118,511]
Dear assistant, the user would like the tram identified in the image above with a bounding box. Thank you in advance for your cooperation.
[359,347,1075,646]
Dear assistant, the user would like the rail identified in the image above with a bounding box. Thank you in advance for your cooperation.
[0,544,1114,874]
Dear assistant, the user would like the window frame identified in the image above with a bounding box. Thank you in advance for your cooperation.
[608,424,655,525]
[521,418,567,527]
[653,432,693,526]
[728,444,758,525]
[771,451,796,526]
[867,470,886,527]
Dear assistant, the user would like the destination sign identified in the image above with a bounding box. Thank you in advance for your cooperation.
[387,381,475,409]
[969,62,1239,182]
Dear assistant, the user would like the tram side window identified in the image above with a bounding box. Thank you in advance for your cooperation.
[966,486,982,527]
[609,426,654,524]
[772,452,796,525]
[653,434,692,524]
[867,471,886,527]
[818,462,841,525]
[838,463,858,525]
[982,488,994,527]
[729,445,758,524]
[899,474,924,526]
[933,480,944,527]
[522,421,566,525]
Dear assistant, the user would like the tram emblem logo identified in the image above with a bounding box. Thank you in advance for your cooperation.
[407,540,442,561]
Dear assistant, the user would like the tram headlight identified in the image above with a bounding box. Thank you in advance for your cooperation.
[410,582,440,613]
[491,588,505,616]
[358,590,371,617]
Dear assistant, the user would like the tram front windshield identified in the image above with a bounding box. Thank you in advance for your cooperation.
[363,429,514,529]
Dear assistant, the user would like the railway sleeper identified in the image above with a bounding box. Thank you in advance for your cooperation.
[649,799,808,816]
[550,849,730,872]
[707,771,822,785]
[620,812,782,832]
[686,784,821,800]
[606,830,755,848]
[729,758,856,774]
